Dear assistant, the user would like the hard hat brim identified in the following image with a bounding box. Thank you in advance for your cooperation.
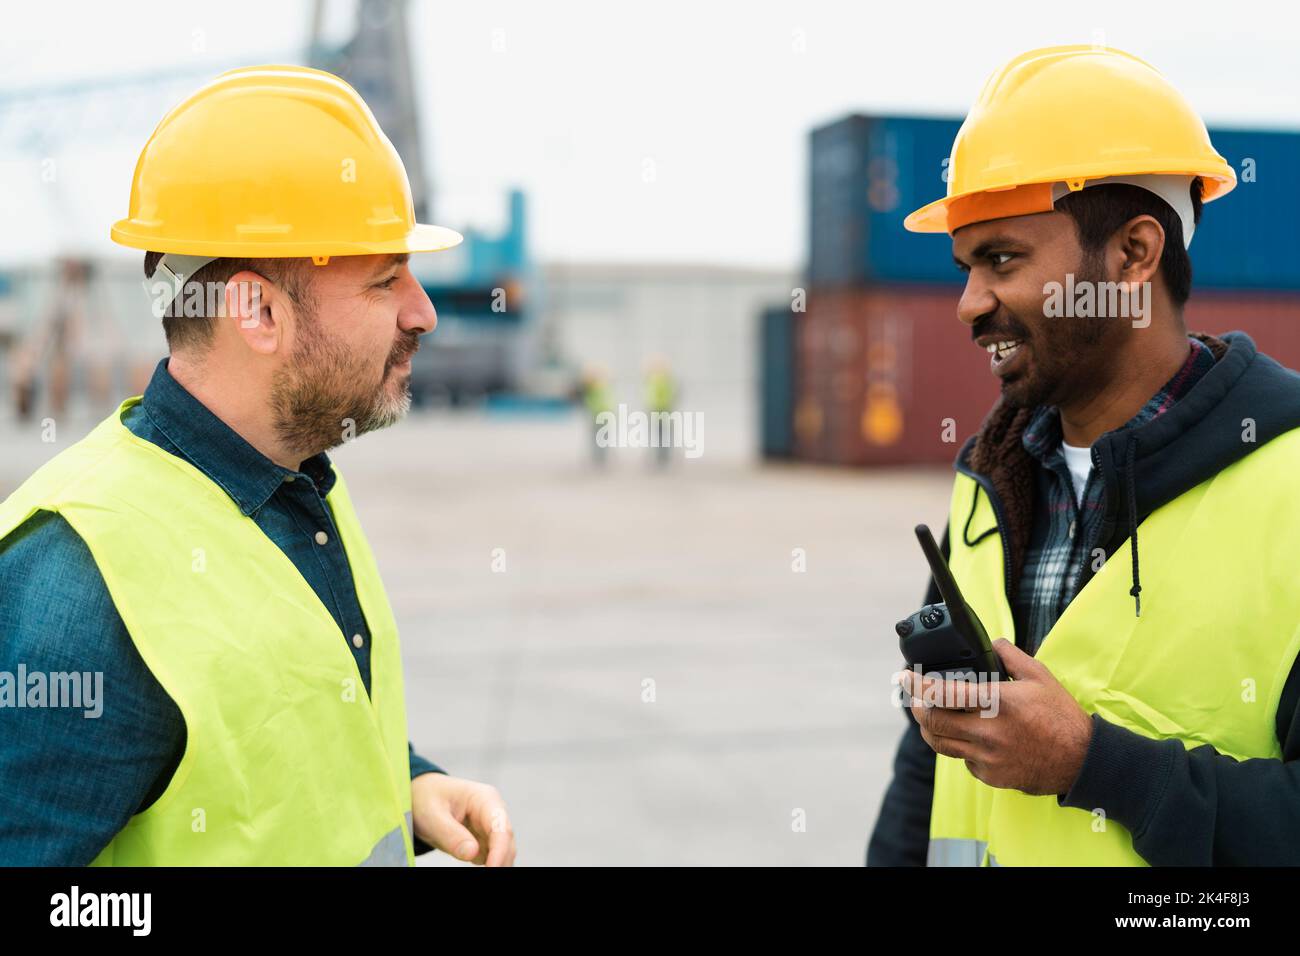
[904,167,1236,235]
[109,221,465,258]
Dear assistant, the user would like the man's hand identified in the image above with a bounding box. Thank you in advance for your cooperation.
[896,638,1094,796]
[411,773,516,866]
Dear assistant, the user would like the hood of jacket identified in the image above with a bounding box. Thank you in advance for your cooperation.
[956,330,1300,615]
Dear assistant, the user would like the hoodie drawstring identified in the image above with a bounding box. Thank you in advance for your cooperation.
[1125,433,1142,617]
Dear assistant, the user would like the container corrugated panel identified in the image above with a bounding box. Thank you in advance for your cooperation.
[1190,130,1300,290]
[794,286,999,465]
[1184,292,1300,369]
[809,116,959,288]
[810,115,1300,291]
[759,305,796,457]
[808,117,871,290]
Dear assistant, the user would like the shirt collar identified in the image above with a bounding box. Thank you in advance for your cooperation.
[1023,337,1215,464]
[139,357,336,516]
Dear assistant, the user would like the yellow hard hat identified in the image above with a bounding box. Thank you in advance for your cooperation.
[111,65,462,258]
[904,46,1236,235]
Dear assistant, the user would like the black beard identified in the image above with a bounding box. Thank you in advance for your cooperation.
[1002,251,1113,410]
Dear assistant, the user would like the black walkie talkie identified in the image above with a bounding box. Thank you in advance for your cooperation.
[895,524,1008,682]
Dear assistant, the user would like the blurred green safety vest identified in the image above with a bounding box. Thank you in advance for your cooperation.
[929,427,1300,866]
[645,372,676,413]
[583,383,613,417]
[0,396,415,865]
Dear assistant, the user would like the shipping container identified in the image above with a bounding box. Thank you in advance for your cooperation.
[809,115,1300,292]
[790,286,1300,467]
[759,305,796,458]
[794,287,998,465]
[1184,292,1300,368]
[808,116,960,289]
[1190,129,1300,291]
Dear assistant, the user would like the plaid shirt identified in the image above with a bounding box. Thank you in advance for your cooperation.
[1014,337,1217,653]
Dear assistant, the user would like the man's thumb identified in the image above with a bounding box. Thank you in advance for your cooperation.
[992,637,1042,680]
[427,813,480,861]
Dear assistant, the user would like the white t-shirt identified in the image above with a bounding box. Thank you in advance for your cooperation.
[1061,442,1093,507]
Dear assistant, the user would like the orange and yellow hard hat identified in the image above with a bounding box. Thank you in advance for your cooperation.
[903,46,1236,236]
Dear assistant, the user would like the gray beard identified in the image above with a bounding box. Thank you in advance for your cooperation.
[269,328,411,458]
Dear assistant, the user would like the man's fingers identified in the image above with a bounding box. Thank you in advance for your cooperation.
[898,670,989,711]
[918,724,980,762]
[908,695,985,742]
[470,792,515,867]
[485,826,513,867]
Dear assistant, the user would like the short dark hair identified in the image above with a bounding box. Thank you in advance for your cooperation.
[143,252,317,353]
[1054,178,1205,307]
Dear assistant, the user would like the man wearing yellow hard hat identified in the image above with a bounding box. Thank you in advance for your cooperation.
[868,46,1300,866]
[0,66,515,865]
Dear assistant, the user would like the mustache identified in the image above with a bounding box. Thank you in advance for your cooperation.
[387,334,420,366]
[972,315,1030,343]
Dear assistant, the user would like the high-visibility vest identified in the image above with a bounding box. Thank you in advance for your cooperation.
[929,427,1300,866]
[645,372,676,413]
[0,397,415,865]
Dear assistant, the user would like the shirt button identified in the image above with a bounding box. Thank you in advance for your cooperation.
[283,475,296,483]
[1068,519,1077,539]
[315,531,328,545]
[351,633,364,649]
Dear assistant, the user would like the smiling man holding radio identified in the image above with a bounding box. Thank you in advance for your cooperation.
[867,46,1300,866]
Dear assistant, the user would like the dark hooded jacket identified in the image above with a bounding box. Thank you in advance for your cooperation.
[868,330,1300,866]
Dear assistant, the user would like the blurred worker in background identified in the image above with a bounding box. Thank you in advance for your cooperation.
[580,363,614,466]
[869,46,1300,866]
[644,355,678,468]
[0,66,515,866]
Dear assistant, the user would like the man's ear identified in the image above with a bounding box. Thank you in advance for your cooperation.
[1115,215,1165,287]
[224,270,281,355]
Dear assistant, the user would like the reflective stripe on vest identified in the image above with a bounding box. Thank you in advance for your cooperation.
[928,428,1300,866]
[361,812,416,867]
[0,397,415,865]
[926,837,988,867]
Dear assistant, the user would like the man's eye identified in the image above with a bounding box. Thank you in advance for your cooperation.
[990,252,1016,266]
[377,275,400,289]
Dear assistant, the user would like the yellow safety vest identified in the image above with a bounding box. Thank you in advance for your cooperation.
[0,396,415,865]
[645,372,676,413]
[929,427,1300,866]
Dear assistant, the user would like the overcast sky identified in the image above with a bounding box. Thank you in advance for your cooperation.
[1,0,1297,268]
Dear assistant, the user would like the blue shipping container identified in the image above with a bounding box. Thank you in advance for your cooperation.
[759,304,796,458]
[809,115,1300,291]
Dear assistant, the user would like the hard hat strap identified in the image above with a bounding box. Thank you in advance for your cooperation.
[151,254,218,290]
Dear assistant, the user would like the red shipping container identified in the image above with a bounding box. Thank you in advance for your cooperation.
[792,287,1300,467]
[794,286,997,465]
[1184,292,1300,370]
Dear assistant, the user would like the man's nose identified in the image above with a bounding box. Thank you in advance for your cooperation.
[956,272,997,328]
[398,271,438,335]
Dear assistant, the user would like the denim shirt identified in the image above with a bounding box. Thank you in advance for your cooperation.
[0,357,443,864]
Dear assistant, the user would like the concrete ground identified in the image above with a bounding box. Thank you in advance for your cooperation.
[0,404,954,866]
